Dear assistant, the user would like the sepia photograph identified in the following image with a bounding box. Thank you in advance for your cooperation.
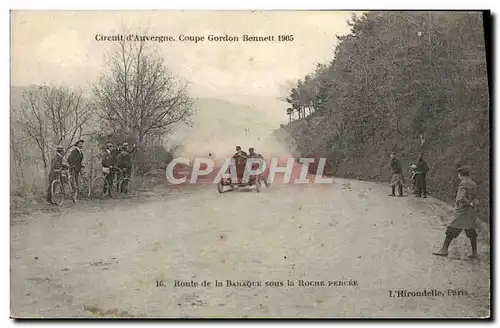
[9,9,491,319]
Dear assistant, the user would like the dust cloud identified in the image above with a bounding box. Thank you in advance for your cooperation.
[169,98,295,162]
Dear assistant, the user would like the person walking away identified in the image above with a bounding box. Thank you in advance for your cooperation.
[433,165,479,259]
[45,145,65,204]
[414,153,429,198]
[68,139,85,190]
[101,143,115,197]
[389,151,404,197]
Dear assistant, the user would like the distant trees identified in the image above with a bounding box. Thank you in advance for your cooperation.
[284,11,490,221]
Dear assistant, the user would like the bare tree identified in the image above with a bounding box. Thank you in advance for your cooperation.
[17,86,93,169]
[93,36,195,145]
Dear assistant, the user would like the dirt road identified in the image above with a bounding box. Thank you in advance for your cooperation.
[10,178,490,318]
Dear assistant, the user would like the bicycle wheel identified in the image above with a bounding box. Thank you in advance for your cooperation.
[118,177,134,198]
[51,180,64,206]
[91,176,109,199]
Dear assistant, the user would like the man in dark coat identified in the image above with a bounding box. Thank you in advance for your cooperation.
[45,145,65,204]
[414,153,430,198]
[101,143,115,197]
[389,151,404,197]
[433,165,479,259]
[68,139,85,189]
[232,146,247,179]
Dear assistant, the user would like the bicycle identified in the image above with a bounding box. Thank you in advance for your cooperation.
[50,165,77,206]
[402,165,431,197]
[90,166,134,198]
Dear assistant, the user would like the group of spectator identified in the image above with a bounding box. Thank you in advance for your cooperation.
[388,151,429,197]
[45,140,136,203]
[387,150,479,259]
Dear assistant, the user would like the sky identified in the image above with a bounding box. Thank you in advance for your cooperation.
[11,10,358,104]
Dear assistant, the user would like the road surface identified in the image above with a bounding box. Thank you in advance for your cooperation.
[10,177,490,318]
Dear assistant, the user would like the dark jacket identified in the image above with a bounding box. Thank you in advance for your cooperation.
[448,177,478,230]
[116,150,132,169]
[390,157,403,174]
[68,147,84,171]
[415,159,429,175]
[50,153,64,172]
[111,148,120,163]
[232,150,248,164]
[455,178,478,211]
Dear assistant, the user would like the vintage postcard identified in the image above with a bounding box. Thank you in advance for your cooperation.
[10,10,491,319]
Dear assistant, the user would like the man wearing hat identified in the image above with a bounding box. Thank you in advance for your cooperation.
[101,142,115,197]
[68,139,85,190]
[433,165,479,259]
[45,145,65,204]
[389,151,404,197]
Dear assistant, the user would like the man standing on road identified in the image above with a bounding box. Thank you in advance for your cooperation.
[68,139,85,190]
[389,151,404,197]
[415,153,429,198]
[433,165,479,259]
[101,143,115,197]
[45,145,65,204]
